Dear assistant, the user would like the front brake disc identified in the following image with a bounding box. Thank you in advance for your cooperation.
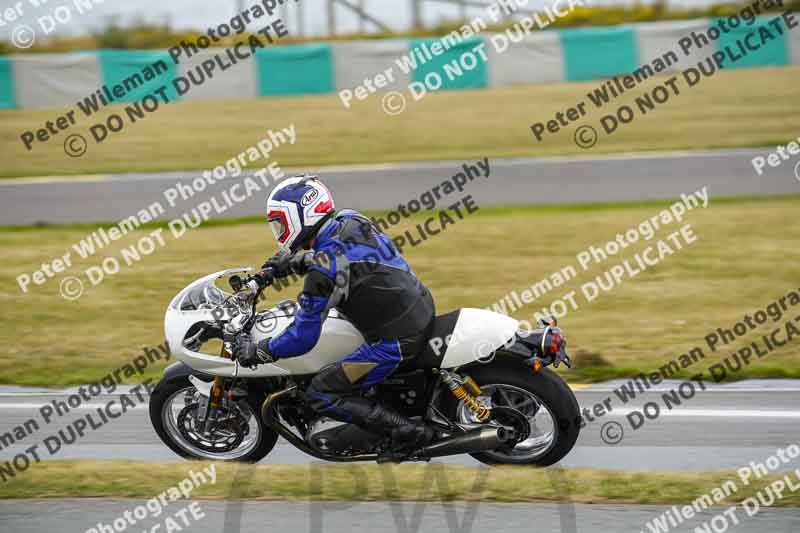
[177,403,245,453]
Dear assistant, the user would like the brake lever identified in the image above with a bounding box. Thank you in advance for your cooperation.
[236,267,273,333]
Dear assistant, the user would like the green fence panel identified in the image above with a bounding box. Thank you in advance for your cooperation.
[561,27,639,81]
[715,17,789,69]
[257,44,334,96]
[0,57,15,109]
[98,50,179,103]
[409,36,488,90]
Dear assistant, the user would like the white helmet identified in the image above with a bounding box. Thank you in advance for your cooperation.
[266,175,335,251]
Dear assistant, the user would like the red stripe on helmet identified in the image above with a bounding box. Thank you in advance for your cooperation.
[267,209,290,243]
[314,199,333,214]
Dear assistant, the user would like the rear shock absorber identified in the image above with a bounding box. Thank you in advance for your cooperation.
[441,371,491,422]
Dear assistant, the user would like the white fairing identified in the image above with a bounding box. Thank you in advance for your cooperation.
[246,311,365,376]
[165,270,518,377]
[439,308,520,368]
[164,268,364,378]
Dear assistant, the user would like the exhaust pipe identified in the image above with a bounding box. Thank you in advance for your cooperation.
[261,385,297,424]
[420,427,516,458]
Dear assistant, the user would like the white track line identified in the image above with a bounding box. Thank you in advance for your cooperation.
[579,388,800,393]
[0,404,146,410]
[605,408,800,418]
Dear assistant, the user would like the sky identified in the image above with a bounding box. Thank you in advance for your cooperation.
[0,0,722,43]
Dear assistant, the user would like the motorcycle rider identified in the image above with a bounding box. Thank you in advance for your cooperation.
[233,174,436,452]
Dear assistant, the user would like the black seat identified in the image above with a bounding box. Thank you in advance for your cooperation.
[404,310,461,369]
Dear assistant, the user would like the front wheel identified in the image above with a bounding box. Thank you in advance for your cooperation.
[442,361,580,466]
[149,375,278,462]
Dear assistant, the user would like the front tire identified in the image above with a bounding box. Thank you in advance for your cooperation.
[443,360,580,466]
[149,375,278,462]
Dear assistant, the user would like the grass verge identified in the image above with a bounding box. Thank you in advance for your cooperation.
[0,195,798,387]
[2,461,799,506]
[0,67,798,178]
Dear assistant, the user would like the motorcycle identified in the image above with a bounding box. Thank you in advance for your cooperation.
[149,266,581,466]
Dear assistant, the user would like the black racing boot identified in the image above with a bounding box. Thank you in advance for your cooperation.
[315,395,434,461]
[363,404,435,462]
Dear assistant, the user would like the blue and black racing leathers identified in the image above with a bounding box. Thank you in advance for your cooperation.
[263,209,435,432]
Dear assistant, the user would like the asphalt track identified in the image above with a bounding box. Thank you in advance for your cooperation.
[2,381,799,471]
[2,150,799,532]
[3,500,800,533]
[1,148,798,226]
[2,381,800,532]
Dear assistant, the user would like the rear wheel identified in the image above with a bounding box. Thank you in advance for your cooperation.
[442,361,580,466]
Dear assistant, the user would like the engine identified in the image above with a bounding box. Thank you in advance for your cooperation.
[305,417,383,455]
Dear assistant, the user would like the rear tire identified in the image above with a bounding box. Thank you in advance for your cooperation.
[442,360,580,466]
[149,375,278,462]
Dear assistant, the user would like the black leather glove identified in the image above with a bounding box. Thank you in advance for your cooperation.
[233,334,274,369]
[290,252,315,276]
[262,249,293,278]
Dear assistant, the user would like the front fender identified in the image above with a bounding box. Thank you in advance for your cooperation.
[152,361,279,404]
[151,361,214,394]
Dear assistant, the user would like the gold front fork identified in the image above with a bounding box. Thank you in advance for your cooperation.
[210,376,225,409]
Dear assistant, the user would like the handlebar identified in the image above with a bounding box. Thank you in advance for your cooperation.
[230,251,315,295]
[251,267,275,285]
[229,268,275,293]
[222,268,276,341]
